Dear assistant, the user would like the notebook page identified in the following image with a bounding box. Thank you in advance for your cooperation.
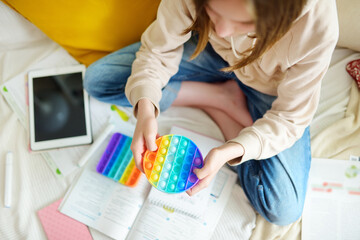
[146,179,213,218]
[302,158,360,240]
[59,121,152,240]
[127,167,237,240]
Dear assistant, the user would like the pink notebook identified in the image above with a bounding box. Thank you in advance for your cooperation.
[38,199,93,240]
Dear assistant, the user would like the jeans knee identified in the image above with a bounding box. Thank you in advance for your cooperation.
[257,188,304,226]
[265,204,302,225]
[83,63,100,96]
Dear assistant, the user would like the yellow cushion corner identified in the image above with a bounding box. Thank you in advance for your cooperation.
[2,0,160,66]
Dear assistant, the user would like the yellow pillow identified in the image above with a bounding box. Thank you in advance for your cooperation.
[2,0,160,66]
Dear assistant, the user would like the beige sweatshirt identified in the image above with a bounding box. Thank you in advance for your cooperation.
[125,0,339,164]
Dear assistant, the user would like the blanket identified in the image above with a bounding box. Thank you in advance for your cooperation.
[1,2,359,239]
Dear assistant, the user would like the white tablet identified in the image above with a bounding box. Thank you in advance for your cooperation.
[28,65,92,151]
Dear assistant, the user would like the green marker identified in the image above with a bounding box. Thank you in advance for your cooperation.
[111,105,129,122]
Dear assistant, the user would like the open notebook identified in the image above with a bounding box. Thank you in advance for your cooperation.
[59,125,237,240]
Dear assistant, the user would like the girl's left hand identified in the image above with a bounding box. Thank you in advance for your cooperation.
[186,142,245,196]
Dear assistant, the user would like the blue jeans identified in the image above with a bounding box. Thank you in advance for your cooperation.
[85,37,311,226]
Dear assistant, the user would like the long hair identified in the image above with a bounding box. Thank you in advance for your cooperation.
[183,0,307,71]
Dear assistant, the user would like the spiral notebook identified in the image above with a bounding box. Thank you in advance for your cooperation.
[146,182,212,218]
[146,126,224,218]
[59,124,237,239]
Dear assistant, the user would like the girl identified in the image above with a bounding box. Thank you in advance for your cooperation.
[85,0,338,225]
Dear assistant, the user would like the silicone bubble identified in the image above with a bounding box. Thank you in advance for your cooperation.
[96,133,141,187]
[143,134,203,193]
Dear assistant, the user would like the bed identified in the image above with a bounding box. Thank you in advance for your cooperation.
[1,0,360,239]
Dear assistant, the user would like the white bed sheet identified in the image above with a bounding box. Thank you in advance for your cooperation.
[1,2,359,240]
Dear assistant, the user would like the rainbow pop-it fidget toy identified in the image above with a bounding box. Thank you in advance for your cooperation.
[143,134,203,193]
[96,133,141,187]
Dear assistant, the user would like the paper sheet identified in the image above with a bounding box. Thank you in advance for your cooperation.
[302,158,360,240]
[127,167,237,240]
[126,126,236,239]
[59,121,152,240]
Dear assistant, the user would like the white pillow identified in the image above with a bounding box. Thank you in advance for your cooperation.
[336,0,360,52]
[0,1,47,49]
[310,47,359,138]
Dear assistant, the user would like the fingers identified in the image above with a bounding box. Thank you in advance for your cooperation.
[193,163,212,180]
[186,160,218,196]
[131,135,146,173]
[186,173,216,196]
[144,130,158,152]
[193,152,222,181]
[187,147,228,196]
[131,134,158,173]
[189,143,246,196]
[131,115,158,173]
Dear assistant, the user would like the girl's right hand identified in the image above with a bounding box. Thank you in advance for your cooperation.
[131,98,158,173]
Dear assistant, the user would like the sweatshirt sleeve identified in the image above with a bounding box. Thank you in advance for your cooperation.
[125,0,194,117]
[227,0,339,165]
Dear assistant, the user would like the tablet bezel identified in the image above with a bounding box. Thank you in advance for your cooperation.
[28,65,92,151]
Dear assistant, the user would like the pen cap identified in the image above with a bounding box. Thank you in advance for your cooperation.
[6,152,13,165]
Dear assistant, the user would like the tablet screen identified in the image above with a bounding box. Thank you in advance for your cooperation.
[33,72,87,142]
